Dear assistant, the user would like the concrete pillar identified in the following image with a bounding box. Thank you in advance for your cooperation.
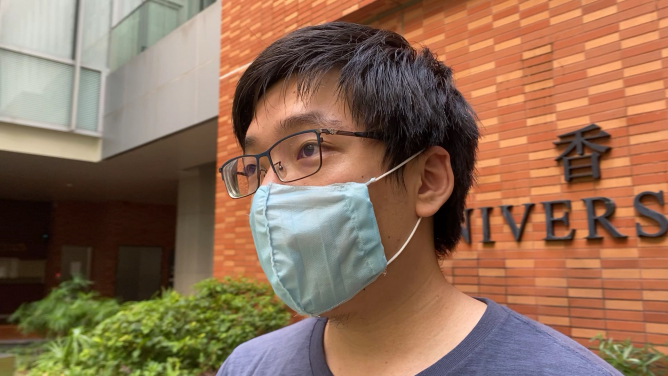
[174,162,215,295]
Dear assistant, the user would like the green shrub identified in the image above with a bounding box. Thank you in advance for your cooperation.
[592,335,668,376]
[9,276,120,338]
[27,277,290,376]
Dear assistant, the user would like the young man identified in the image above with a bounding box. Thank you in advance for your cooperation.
[217,22,619,376]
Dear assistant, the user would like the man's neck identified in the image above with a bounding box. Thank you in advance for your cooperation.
[322,252,487,376]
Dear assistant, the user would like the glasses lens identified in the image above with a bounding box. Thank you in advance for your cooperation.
[269,131,321,182]
[221,156,259,198]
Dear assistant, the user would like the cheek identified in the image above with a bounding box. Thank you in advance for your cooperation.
[311,152,380,185]
[368,183,414,254]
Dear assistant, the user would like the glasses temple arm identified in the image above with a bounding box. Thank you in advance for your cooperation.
[320,129,383,140]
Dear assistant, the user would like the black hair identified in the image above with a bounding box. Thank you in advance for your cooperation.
[232,21,479,257]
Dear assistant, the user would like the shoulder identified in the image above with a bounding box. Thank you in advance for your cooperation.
[484,300,619,375]
[216,318,319,376]
[233,317,317,355]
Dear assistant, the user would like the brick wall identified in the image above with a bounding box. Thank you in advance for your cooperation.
[216,0,668,349]
[46,201,176,296]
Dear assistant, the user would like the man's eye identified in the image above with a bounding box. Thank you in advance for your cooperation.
[297,143,317,160]
[244,164,257,175]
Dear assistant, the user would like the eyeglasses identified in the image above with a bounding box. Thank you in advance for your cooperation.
[219,128,382,198]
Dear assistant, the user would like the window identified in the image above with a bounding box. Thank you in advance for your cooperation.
[0,0,77,60]
[0,0,109,132]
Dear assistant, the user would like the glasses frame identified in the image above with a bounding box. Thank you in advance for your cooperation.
[219,128,382,198]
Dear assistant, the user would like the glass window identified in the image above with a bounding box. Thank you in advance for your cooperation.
[76,69,102,132]
[81,0,112,69]
[0,49,74,126]
[0,0,77,60]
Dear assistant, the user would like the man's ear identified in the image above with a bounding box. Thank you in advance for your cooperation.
[415,146,454,218]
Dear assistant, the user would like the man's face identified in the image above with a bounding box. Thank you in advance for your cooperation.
[244,72,422,317]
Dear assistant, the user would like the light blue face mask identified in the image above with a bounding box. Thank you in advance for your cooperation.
[249,152,422,316]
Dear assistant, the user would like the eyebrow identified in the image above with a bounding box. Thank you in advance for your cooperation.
[243,111,342,152]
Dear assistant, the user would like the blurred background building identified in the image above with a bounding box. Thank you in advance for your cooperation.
[0,0,220,333]
[215,0,668,350]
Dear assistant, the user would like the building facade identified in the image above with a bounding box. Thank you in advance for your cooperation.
[0,0,221,334]
[215,0,668,350]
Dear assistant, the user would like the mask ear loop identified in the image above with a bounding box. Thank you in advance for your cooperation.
[365,150,425,186]
[386,217,422,266]
[364,150,424,272]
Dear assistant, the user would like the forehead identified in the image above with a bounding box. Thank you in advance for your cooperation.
[243,72,359,151]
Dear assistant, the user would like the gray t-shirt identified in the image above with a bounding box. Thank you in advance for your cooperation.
[217,297,621,375]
